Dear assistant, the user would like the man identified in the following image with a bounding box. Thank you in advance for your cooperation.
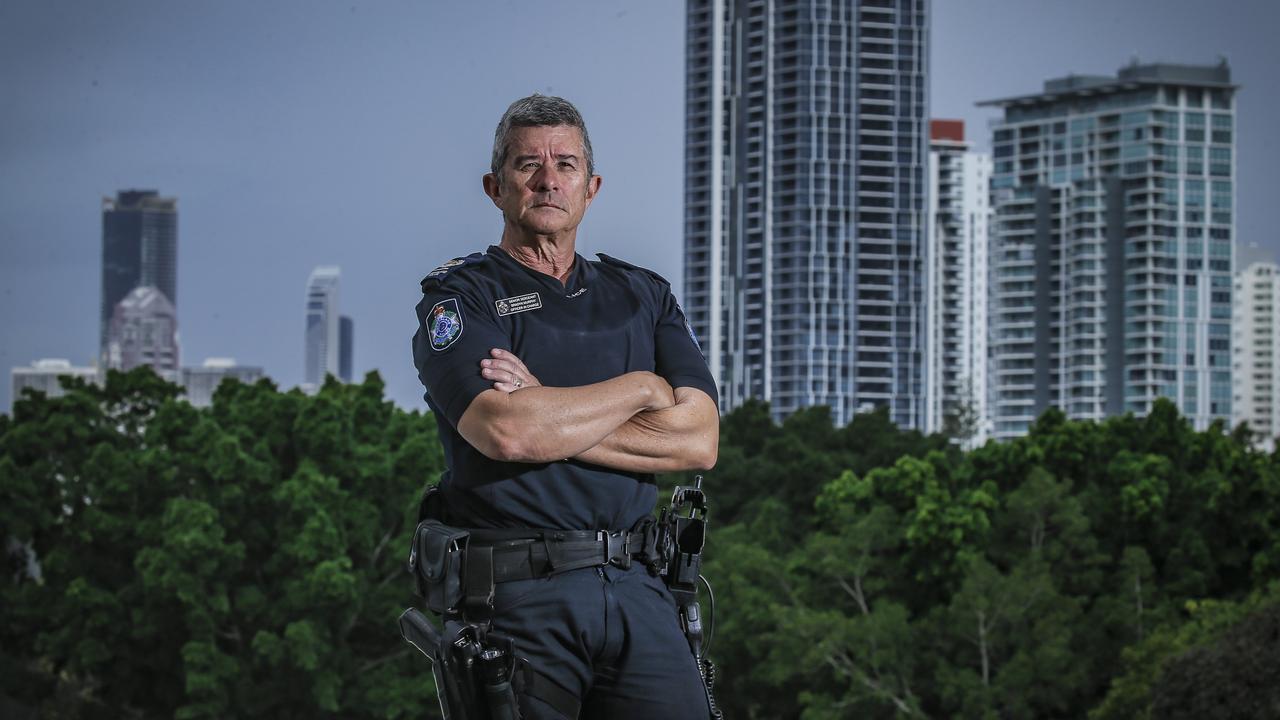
[412,94,719,719]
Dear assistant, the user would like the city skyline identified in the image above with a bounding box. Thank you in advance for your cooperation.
[3,1,1278,414]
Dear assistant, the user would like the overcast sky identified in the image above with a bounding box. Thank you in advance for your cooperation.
[3,0,1278,413]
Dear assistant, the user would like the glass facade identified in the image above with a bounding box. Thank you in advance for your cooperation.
[106,286,180,379]
[985,64,1236,438]
[100,190,178,360]
[304,267,341,388]
[684,0,930,427]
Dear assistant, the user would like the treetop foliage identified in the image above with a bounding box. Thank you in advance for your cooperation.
[3,373,1277,718]
[696,397,1280,719]
[2,368,440,719]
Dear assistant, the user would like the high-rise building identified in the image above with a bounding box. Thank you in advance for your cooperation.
[304,266,341,387]
[339,315,354,383]
[105,285,180,380]
[10,359,100,411]
[100,190,177,359]
[982,62,1237,439]
[684,0,930,428]
[1233,262,1280,450]
[181,358,264,408]
[924,120,991,442]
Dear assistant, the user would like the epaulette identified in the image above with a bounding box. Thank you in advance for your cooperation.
[596,253,671,288]
[420,252,488,292]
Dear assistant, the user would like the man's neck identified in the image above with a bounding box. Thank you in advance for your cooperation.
[499,232,577,284]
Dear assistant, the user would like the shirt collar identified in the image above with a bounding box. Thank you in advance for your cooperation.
[487,244,591,294]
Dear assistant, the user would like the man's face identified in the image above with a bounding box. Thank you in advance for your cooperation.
[484,125,601,239]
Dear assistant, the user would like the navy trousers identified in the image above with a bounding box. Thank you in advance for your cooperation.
[490,562,710,719]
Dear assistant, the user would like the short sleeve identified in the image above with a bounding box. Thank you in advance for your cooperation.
[412,277,509,427]
[654,287,719,407]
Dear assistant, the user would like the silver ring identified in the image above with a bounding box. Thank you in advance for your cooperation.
[514,378,523,388]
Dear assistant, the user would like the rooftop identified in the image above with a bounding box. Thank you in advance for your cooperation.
[978,61,1235,108]
[102,189,177,212]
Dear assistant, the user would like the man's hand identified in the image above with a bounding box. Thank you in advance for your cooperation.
[480,348,543,393]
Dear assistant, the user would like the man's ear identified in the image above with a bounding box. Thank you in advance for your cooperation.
[585,174,602,202]
[483,173,502,207]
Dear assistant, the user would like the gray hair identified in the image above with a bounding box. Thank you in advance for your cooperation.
[490,94,595,178]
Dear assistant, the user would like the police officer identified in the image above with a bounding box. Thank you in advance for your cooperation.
[412,94,719,719]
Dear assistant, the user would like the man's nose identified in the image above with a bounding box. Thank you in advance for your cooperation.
[529,165,558,192]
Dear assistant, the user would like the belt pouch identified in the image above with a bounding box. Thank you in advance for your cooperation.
[411,519,470,615]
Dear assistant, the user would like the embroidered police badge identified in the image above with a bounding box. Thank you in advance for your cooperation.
[428,298,464,351]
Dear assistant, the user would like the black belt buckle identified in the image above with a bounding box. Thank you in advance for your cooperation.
[599,530,632,569]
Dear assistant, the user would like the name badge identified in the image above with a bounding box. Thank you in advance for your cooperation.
[495,292,542,317]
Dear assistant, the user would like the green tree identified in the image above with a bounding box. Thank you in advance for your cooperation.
[940,377,981,448]
[782,498,924,717]
[1090,584,1280,720]
[1150,601,1280,719]
[933,555,1085,719]
[700,502,798,720]
[12,375,1274,718]
[1,368,442,719]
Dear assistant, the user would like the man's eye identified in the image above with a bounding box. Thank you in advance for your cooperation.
[558,161,575,170]
[520,162,539,171]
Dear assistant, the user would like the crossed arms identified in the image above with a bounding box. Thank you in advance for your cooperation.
[456,349,718,474]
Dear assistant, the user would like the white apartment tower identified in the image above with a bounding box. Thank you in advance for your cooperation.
[683,0,931,428]
[925,120,991,441]
[182,358,265,408]
[1233,262,1280,450]
[304,266,341,388]
[11,359,100,411]
[982,62,1237,439]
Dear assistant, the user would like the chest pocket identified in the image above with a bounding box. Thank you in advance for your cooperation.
[517,282,655,387]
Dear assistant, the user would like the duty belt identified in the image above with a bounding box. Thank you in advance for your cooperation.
[468,528,654,584]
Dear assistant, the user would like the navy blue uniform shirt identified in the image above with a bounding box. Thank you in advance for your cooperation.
[412,245,718,532]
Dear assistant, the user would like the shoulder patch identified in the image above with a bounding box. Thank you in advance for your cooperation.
[596,253,671,287]
[420,252,488,292]
[427,298,464,351]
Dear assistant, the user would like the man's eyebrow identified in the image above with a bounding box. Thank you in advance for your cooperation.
[511,152,580,166]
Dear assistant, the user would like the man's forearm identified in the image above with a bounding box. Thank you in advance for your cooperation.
[458,371,674,463]
[574,387,718,473]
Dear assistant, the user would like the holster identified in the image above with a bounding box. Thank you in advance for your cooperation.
[400,608,522,720]
[401,484,710,719]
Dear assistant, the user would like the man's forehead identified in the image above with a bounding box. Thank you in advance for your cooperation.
[508,125,583,154]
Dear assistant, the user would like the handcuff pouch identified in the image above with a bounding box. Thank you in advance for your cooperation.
[410,518,470,615]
